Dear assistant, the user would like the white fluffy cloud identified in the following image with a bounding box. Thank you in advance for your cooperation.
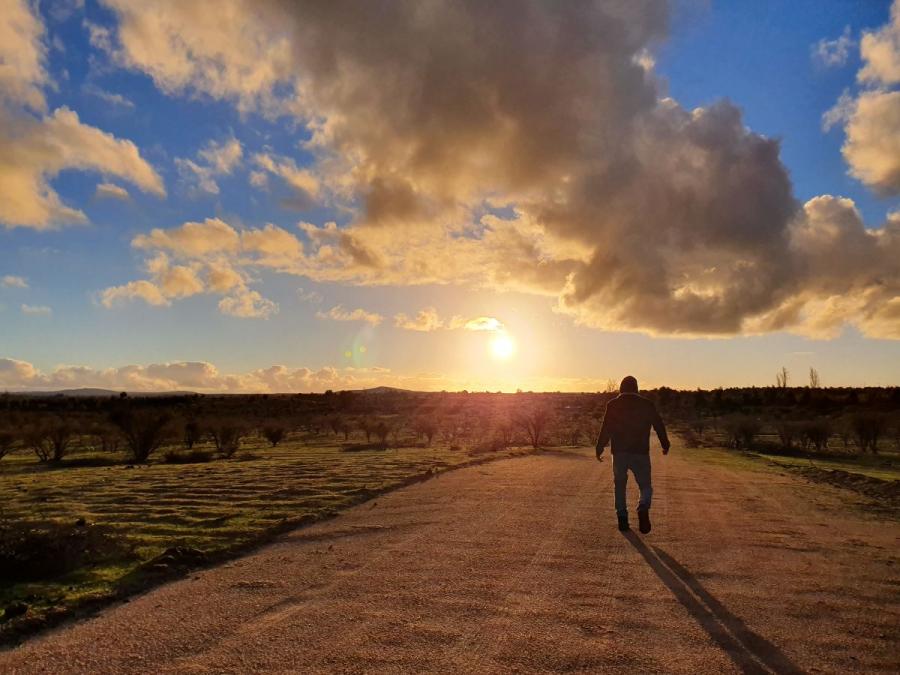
[0,0,48,112]
[824,1,900,196]
[859,0,900,85]
[0,1,165,230]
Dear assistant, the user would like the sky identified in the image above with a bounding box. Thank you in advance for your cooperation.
[1,0,899,393]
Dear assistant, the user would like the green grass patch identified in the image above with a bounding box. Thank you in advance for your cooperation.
[0,436,532,644]
[758,453,900,482]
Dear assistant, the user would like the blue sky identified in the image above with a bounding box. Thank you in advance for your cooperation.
[1,0,898,391]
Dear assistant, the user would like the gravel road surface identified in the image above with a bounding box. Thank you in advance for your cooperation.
[3,447,898,673]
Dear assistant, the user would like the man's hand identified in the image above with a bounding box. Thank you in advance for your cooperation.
[595,447,604,462]
[662,443,670,456]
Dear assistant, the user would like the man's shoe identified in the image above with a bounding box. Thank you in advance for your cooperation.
[617,515,630,532]
[638,508,651,534]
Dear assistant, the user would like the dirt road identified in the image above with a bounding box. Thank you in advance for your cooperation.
[3,447,898,673]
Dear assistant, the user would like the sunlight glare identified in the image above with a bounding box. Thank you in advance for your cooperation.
[490,332,516,360]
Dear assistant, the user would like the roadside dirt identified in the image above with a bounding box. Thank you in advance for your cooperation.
[2,446,898,673]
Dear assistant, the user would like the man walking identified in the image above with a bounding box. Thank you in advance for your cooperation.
[596,376,670,533]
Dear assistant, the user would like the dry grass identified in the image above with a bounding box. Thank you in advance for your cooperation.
[0,434,531,641]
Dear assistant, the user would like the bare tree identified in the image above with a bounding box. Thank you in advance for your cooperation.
[413,417,438,446]
[24,425,52,462]
[776,366,789,389]
[516,406,553,449]
[808,367,820,389]
[208,422,247,458]
[183,419,201,449]
[110,409,172,463]
[45,419,75,462]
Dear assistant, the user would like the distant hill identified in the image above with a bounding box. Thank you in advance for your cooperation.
[354,386,414,394]
[6,388,197,398]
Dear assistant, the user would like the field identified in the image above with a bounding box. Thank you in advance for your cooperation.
[2,385,899,646]
[0,433,532,643]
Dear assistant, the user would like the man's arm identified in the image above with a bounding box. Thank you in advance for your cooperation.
[595,403,613,460]
[651,405,671,455]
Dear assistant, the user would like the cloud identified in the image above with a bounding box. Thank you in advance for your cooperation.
[218,288,278,319]
[297,287,322,304]
[316,305,383,326]
[0,0,48,112]
[394,307,444,332]
[91,1,900,338]
[0,358,42,386]
[839,90,900,194]
[859,0,900,85]
[100,251,277,319]
[1,275,28,288]
[823,2,900,196]
[0,357,398,393]
[21,303,52,315]
[82,83,134,108]
[464,317,504,332]
[0,355,629,393]
[812,27,855,68]
[0,2,164,230]
[392,309,508,332]
[252,152,320,209]
[48,0,85,23]
[102,218,282,317]
[176,137,243,195]
[134,218,240,257]
[94,181,130,200]
[94,0,296,114]
[0,106,165,229]
[100,279,170,307]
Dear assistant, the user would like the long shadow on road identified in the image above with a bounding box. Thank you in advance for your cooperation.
[622,531,801,675]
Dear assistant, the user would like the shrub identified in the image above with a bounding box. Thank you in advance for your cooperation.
[110,409,173,462]
[801,418,832,452]
[89,424,121,453]
[850,412,888,454]
[689,417,707,438]
[722,415,761,450]
[373,420,392,448]
[679,428,700,448]
[413,417,438,446]
[775,420,800,451]
[162,449,213,464]
[358,417,375,443]
[492,418,516,450]
[208,422,247,458]
[0,520,132,583]
[262,424,286,447]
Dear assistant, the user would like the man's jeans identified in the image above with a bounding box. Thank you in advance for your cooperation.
[612,453,652,517]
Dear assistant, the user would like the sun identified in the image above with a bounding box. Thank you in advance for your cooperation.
[489,332,516,360]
